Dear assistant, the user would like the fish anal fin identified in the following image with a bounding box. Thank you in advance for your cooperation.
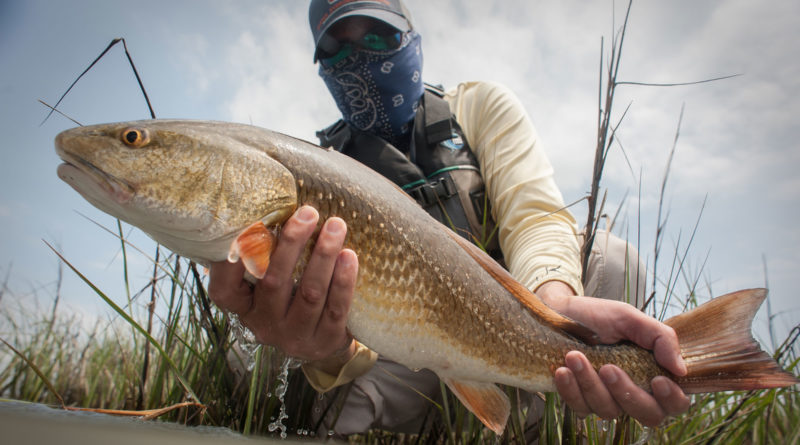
[667,288,799,393]
[445,230,599,345]
[444,378,509,436]
[228,221,276,280]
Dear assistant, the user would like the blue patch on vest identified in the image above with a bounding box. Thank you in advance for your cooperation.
[441,132,464,150]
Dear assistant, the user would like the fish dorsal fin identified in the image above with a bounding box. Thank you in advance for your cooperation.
[446,230,599,345]
[228,221,277,279]
[443,378,510,435]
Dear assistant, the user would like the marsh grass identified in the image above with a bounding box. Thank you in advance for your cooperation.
[1,249,797,445]
[0,240,327,436]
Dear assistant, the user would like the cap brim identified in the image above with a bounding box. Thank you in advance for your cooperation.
[313,9,410,62]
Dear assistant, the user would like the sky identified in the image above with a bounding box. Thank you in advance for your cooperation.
[0,0,798,346]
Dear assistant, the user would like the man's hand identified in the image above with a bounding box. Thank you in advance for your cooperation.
[536,281,691,427]
[208,205,359,375]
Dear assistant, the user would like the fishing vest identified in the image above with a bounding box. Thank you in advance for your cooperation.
[317,85,503,261]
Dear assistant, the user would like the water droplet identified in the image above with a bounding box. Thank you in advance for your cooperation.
[601,419,617,432]
[267,357,294,439]
[228,313,260,370]
[631,426,652,445]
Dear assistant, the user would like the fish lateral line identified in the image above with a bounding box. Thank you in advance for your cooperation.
[445,229,600,345]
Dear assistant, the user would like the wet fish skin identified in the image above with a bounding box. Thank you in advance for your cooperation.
[55,121,298,262]
[55,120,798,434]
[54,120,604,394]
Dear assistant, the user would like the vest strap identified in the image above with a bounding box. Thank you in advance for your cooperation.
[315,85,503,262]
[405,175,456,207]
[422,90,454,145]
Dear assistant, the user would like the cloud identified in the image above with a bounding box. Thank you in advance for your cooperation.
[219,3,339,141]
[635,1,800,196]
[172,32,215,94]
[174,1,797,332]
[406,1,615,193]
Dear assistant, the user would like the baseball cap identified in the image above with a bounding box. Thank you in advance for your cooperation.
[309,0,411,61]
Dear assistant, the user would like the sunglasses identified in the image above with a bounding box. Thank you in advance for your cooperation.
[317,28,404,66]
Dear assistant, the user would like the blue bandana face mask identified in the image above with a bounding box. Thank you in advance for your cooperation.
[319,31,423,145]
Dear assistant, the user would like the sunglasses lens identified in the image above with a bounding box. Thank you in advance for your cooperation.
[317,24,405,67]
[320,44,353,66]
[361,32,402,51]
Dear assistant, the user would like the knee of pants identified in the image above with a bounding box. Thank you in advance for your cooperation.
[582,230,647,308]
[316,359,441,435]
[318,379,382,435]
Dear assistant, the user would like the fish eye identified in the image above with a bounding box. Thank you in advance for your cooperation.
[120,127,150,147]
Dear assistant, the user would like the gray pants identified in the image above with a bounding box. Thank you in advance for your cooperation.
[316,231,647,435]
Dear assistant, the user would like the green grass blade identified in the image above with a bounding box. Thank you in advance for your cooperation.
[243,344,262,435]
[44,241,202,404]
[0,337,65,407]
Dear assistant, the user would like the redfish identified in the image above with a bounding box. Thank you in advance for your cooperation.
[55,120,798,434]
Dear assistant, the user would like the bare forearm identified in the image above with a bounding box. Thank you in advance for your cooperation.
[535,280,577,312]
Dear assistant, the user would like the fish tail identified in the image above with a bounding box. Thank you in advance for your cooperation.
[666,288,798,394]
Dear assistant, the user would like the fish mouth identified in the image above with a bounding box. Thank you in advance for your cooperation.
[56,150,135,205]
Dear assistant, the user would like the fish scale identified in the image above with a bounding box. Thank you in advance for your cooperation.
[272,137,575,384]
[54,120,798,434]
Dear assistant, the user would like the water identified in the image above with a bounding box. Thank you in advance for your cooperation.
[265,355,305,439]
[0,400,275,445]
[631,426,652,445]
[229,313,305,439]
[597,417,653,444]
[267,357,291,439]
[228,312,259,371]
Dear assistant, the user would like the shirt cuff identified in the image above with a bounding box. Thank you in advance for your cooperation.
[301,341,378,392]
[529,267,584,297]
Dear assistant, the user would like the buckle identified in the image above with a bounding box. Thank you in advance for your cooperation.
[406,176,457,207]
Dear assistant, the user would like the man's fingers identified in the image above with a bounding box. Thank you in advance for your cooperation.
[207,205,358,363]
[566,352,621,420]
[651,376,691,417]
[652,331,688,376]
[615,308,687,377]
[285,217,348,340]
[312,248,358,353]
[207,260,253,315]
[256,206,320,317]
[554,366,590,418]
[599,365,666,427]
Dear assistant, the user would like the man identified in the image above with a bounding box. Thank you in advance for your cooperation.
[209,0,690,435]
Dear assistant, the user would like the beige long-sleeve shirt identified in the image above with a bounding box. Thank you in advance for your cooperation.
[445,81,583,294]
[303,80,584,391]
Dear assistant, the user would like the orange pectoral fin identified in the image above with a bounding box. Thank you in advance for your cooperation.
[228,221,276,279]
[444,378,510,436]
